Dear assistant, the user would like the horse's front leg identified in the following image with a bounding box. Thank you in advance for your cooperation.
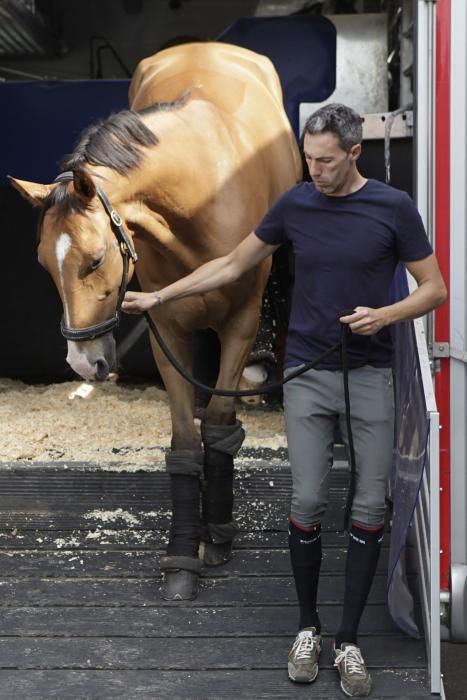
[148,326,203,601]
[200,312,260,566]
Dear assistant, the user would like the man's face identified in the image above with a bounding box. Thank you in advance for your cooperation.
[303,131,361,196]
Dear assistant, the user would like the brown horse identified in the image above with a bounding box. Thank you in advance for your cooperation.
[10,42,301,600]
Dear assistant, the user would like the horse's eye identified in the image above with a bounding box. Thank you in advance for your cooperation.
[90,254,104,271]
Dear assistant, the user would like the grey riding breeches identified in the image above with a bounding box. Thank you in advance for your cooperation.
[283,365,395,529]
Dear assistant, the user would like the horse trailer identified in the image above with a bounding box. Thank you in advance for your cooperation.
[0,1,466,697]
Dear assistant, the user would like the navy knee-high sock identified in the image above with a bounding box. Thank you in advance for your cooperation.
[288,518,322,632]
[335,523,384,647]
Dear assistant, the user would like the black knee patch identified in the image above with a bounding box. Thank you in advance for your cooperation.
[165,450,203,558]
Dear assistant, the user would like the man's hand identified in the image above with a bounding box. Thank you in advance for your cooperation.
[339,306,388,335]
[122,291,162,314]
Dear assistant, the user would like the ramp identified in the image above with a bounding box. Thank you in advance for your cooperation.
[0,453,431,698]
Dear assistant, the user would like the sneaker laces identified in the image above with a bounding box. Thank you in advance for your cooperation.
[334,645,366,675]
[292,630,317,660]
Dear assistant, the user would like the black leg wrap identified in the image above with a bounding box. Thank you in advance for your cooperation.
[201,420,245,458]
[201,421,245,565]
[162,450,203,600]
[203,450,235,526]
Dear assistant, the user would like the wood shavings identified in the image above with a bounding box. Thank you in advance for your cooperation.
[0,378,286,466]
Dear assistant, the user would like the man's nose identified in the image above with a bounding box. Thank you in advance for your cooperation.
[309,162,321,177]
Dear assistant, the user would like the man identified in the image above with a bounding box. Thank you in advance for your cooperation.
[122,103,446,697]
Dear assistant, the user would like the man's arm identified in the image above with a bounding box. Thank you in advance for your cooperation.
[340,254,447,335]
[122,232,279,314]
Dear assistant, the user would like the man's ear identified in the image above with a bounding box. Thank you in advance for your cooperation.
[350,143,362,161]
[73,169,96,202]
[7,177,54,206]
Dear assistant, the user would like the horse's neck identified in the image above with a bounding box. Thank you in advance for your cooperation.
[93,105,238,265]
[144,100,228,174]
[105,165,210,277]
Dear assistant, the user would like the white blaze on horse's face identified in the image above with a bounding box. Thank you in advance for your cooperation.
[54,230,111,380]
[55,232,72,324]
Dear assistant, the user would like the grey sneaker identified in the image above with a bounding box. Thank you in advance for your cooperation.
[333,643,372,697]
[288,627,322,683]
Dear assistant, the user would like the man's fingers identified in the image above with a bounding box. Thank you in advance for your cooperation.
[122,307,141,315]
[339,309,367,324]
[123,291,140,303]
[122,300,143,314]
[122,292,146,314]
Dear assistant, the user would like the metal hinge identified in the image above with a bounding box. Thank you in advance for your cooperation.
[432,342,450,358]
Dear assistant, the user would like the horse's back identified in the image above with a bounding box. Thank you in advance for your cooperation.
[129,42,301,188]
[129,42,283,111]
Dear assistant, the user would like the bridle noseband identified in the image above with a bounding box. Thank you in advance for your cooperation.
[54,171,138,342]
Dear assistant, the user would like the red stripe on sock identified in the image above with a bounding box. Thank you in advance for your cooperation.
[351,521,384,532]
[290,517,321,533]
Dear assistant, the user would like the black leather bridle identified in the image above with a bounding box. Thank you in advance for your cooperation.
[53,171,138,342]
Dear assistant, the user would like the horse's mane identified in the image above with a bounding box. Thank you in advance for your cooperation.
[61,91,191,175]
[60,110,158,176]
[38,91,191,226]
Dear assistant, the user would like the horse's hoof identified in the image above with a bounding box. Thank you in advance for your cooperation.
[202,539,234,566]
[160,569,200,600]
[159,555,202,601]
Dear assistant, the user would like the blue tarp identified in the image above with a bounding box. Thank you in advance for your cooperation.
[218,16,336,137]
[388,264,430,638]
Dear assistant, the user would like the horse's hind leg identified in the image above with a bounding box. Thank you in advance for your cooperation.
[200,321,257,565]
[200,420,245,565]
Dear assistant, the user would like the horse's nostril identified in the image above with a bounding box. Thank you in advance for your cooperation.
[95,358,110,381]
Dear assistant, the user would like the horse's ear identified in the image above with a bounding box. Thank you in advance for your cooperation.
[7,177,54,206]
[73,169,96,202]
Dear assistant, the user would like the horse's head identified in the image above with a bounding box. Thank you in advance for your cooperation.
[10,169,137,381]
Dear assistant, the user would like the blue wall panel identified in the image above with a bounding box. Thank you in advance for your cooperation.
[2,80,130,185]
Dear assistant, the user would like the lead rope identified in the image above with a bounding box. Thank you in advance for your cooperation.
[341,321,356,532]
[144,310,354,530]
[144,311,342,397]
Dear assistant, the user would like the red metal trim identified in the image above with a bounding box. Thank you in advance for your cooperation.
[434,0,451,591]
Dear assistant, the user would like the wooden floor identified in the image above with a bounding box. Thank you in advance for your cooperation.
[0,449,432,699]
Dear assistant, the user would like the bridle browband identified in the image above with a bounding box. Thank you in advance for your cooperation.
[53,171,138,342]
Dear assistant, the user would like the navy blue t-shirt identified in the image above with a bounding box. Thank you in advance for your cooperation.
[255,179,433,370]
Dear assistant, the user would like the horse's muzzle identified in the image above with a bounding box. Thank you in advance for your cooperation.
[66,334,116,382]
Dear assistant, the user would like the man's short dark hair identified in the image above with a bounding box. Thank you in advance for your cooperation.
[303,103,363,151]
